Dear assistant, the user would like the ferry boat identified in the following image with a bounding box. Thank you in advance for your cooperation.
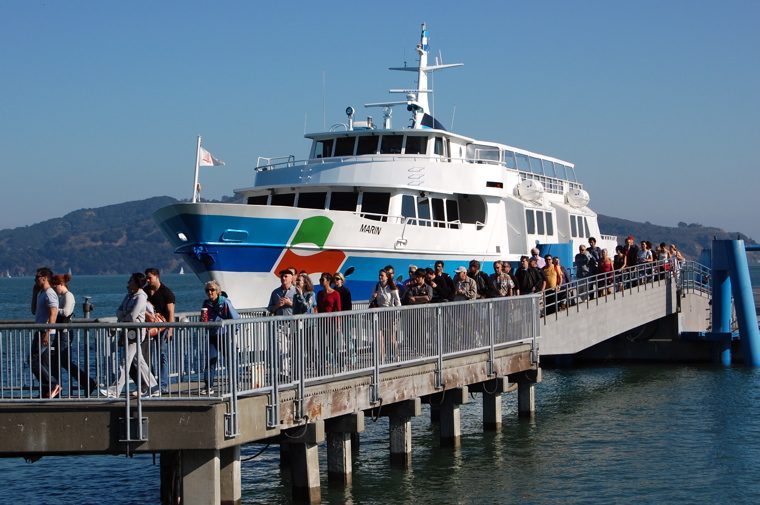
[153,24,615,308]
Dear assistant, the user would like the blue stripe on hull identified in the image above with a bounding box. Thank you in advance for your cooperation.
[161,212,299,248]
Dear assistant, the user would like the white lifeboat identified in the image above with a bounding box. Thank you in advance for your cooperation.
[515,179,545,202]
[565,188,590,208]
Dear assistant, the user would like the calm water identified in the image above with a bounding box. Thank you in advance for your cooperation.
[1,269,759,504]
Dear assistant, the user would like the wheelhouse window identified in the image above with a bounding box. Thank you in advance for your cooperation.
[404,136,427,155]
[314,139,334,158]
[329,192,358,212]
[360,192,391,221]
[271,193,296,207]
[380,135,403,154]
[297,192,327,210]
[334,137,356,156]
[356,136,379,155]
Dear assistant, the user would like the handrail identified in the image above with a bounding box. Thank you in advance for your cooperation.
[536,259,708,322]
[0,295,540,436]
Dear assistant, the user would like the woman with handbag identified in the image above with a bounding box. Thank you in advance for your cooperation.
[371,269,401,363]
[101,273,158,398]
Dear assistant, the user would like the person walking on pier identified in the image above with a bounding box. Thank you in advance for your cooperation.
[31,268,61,398]
[51,274,97,396]
[144,268,175,395]
[201,280,239,395]
[103,272,158,398]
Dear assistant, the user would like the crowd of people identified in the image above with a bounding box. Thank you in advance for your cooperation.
[29,267,200,399]
[29,238,684,397]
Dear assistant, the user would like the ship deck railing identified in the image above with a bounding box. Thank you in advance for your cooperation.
[251,154,582,192]
[0,295,540,436]
[538,259,709,322]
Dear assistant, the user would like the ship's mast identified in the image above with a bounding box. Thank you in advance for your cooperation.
[366,23,462,129]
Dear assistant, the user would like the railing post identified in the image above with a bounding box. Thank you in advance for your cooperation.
[488,301,495,376]
[370,312,381,404]
[266,320,279,429]
[225,320,240,437]
[435,305,444,389]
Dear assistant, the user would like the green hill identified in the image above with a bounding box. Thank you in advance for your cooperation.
[0,196,182,276]
[597,214,758,261]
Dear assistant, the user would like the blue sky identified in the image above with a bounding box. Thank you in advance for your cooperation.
[2,1,759,241]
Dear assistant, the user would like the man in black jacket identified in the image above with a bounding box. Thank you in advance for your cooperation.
[468,260,493,299]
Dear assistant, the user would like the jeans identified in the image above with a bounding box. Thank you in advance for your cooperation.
[203,334,221,389]
[52,330,97,393]
[151,331,170,391]
[31,331,57,396]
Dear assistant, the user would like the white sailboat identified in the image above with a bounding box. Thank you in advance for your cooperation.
[179,266,185,275]
[5,270,10,278]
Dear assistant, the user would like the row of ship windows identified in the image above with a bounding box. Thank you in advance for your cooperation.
[526,210,589,238]
[314,135,436,158]
[313,135,578,182]
[249,191,587,237]
[571,215,591,238]
[247,191,485,227]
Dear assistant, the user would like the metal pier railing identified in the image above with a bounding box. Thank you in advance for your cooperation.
[0,295,540,437]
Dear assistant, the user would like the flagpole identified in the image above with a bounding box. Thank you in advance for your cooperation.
[192,135,202,203]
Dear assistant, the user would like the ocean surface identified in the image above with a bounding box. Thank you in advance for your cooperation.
[1,269,759,504]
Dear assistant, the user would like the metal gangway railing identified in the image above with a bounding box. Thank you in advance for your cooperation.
[537,259,709,321]
[0,295,540,437]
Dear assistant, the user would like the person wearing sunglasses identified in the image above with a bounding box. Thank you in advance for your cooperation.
[201,280,239,395]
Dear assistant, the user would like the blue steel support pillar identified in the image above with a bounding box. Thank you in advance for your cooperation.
[710,242,732,365]
[712,240,760,366]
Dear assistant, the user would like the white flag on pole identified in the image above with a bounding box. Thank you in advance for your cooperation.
[199,147,225,166]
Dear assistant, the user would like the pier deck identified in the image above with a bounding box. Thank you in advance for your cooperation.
[0,261,714,503]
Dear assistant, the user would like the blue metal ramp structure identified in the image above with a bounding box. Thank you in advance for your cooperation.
[680,240,760,365]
